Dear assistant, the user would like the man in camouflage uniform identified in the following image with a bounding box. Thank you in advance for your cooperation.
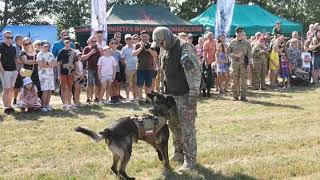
[151,27,201,172]
[252,37,269,90]
[226,27,253,101]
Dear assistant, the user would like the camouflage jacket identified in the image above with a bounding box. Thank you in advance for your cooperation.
[226,38,253,65]
[252,43,269,63]
[180,42,202,96]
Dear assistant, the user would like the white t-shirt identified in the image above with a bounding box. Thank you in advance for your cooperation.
[37,51,56,77]
[97,55,117,77]
[301,52,312,68]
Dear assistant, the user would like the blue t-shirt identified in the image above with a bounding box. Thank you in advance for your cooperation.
[51,40,75,58]
[111,50,121,72]
[121,45,138,71]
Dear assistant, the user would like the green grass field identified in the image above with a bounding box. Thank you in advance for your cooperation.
[1,87,320,180]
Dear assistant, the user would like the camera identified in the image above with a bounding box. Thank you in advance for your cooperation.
[144,43,151,49]
[92,44,98,50]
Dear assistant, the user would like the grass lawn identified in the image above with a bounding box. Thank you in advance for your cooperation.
[1,87,320,180]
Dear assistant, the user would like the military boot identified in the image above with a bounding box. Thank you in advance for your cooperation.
[170,151,184,163]
[177,157,196,174]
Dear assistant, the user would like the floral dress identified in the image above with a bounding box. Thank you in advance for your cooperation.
[37,51,56,91]
[17,86,42,108]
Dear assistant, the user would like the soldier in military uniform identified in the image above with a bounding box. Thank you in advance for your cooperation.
[151,27,201,172]
[252,37,269,90]
[226,27,253,101]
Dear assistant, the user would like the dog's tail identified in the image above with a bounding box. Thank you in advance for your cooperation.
[74,126,104,143]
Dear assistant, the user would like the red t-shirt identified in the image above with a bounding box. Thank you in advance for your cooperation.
[203,39,217,64]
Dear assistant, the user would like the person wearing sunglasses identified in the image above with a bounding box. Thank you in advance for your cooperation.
[0,31,20,114]
[81,36,101,103]
[20,37,42,99]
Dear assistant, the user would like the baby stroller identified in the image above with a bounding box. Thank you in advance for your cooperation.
[290,68,311,86]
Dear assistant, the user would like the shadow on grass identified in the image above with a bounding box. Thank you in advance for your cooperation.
[10,105,108,121]
[247,91,293,98]
[247,100,303,110]
[198,95,228,103]
[110,102,145,111]
[163,164,256,180]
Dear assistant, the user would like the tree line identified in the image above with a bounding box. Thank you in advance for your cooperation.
[0,0,319,33]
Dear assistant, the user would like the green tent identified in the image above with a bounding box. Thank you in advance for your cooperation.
[75,5,203,45]
[190,4,303,36]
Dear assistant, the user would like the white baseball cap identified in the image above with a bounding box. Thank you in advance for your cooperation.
[125,34,132,40]
[23,77,33,86]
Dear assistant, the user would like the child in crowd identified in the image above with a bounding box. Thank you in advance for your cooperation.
[37,41,57,112]
[269,45,280,88]
[17,78,42,112]
[301,50,312,72]
[215,43,229,95]
[98,46,117,103]
[280,53,290,88]
[73,50,84,106]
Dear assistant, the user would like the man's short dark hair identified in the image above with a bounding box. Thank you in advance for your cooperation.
[95,30,104,34]
[15,35,23,42]
[140,30,148,35]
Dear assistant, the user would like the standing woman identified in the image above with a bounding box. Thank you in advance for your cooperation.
[20,37,41,98]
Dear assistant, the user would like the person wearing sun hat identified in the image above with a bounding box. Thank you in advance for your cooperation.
[17,77,42,112]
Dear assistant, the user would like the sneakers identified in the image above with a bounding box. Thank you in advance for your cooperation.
[233,96,239,101]
[86,99,92,103]
[63,105,72,111]
[240,96,248,102]
[94,97,99,103]
[4,108,15,114]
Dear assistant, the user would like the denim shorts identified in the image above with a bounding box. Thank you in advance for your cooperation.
[87,70,100,86]
[136,70,153,87]
[313,56,320,70]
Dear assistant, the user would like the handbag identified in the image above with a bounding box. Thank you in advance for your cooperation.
[20,56,35,77]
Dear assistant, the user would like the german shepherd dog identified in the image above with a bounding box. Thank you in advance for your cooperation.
[75,94,176,180]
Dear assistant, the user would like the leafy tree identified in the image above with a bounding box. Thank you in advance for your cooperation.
[0,0,52,26]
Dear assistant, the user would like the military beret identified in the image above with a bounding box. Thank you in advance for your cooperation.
[235,26,244,33]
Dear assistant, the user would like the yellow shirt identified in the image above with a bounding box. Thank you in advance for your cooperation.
[269,50,279,70]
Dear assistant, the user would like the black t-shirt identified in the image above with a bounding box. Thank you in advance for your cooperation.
[57,48,77,75]
[0,42,17,71]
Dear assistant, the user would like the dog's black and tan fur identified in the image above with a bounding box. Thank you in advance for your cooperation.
[75,93,177,179]
[75,119,169,179]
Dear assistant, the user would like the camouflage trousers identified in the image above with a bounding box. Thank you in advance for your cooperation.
[171,94,198,162]
[231,62,248,97]
[252,59,268,89]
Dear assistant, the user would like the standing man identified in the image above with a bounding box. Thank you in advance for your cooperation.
[252,37,269,90]
[0,31,19,114]
[52,30,75,58]
[81,36,101,103]
[151,27,201,172]
[13,35,24,105]
[226,27,253,101]
[121,34,138,100]
[203,32,217,97]
[133,30,158,103]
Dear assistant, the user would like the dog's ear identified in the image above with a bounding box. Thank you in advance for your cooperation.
[99,128,112,139]
[166,96,176,107]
